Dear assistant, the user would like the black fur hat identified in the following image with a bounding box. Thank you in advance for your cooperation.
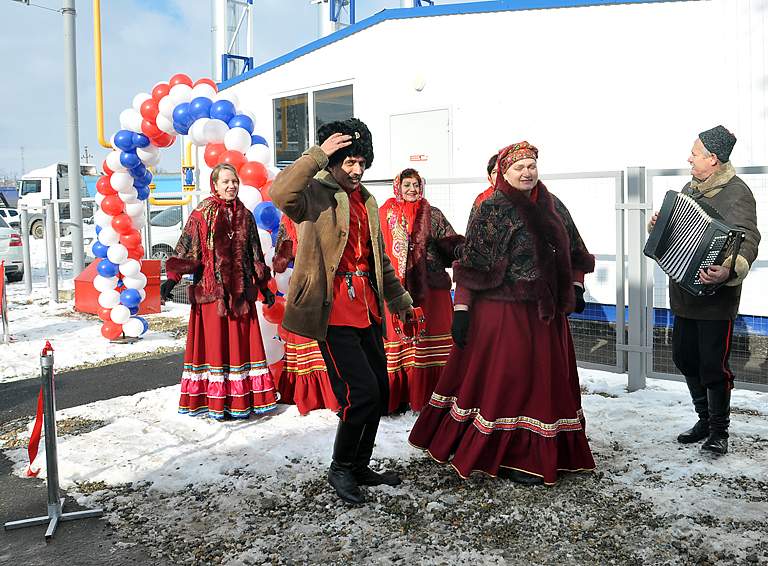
[317,118,374,168]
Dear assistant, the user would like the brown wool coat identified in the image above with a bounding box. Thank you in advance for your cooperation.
[269,146,413,341]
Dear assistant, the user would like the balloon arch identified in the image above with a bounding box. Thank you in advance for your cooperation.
[92,73,289,367]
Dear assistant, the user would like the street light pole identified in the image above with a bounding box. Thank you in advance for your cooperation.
[63,0,85,274]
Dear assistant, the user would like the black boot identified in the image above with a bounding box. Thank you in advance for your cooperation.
[499,468,544,486]
[701,385,730,456]
[677,375,710,443]
[353,420,402,487]
[328,421,366,504]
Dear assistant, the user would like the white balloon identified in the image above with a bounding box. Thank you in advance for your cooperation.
[98,226,120,246]
[245,143,272,166]
[275,268,292,294]
[123,272,147,290]
[263,333,284,365]
[122,317,144,338]
[191,83,216,100]
[106,150,126,172]
[156,114,177,136]
[203,119,229,143]
[109,133,117,150]
[237,184,263,211]
[264,247,275,267]
[137,145,160,166]
[169,83,193,104]
[188,118,210,146]
[130,212,147,230]
[119,259,141,277]
[94,209,113,228]
[132,92,151,112]
[107,243,129,264]
[138,288,147,301]
[258,229,272,252]
[118,188,139,203]
[224,127,252,154]
[110,171,134,192]
[119,108,143,133]
[215,90,239,109]
[98,289,121,309]
[158,96,176,120]
[268,166,280,180]
[110,305,131,324]
[93,274,118,293]
[125,201,145,217]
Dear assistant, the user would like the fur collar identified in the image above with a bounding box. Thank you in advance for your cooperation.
[690,162,736,197]
[404,200,432,306]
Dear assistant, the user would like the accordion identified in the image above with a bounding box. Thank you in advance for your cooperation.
[644,190,744,296]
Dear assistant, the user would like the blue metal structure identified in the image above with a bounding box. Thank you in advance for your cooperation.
[221,53,254,83]
[330,0,356,25]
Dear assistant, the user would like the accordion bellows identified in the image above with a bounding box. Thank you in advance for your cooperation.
[644,191,744,296]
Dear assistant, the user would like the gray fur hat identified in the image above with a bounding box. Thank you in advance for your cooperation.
[699,125,736,163]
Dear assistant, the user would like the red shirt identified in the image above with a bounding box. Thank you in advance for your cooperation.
[328,187,381,327]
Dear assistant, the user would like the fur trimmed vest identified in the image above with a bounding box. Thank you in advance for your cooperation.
[453,181,594,321]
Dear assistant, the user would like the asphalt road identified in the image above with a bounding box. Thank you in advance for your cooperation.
[0,351,183,565]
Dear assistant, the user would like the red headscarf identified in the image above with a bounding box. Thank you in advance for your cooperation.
[495,141,540,200]
[380,169,425,280]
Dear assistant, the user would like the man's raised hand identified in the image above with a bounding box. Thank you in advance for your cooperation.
[320,133,352,158]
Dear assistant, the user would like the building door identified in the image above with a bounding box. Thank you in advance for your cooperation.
[389,109,451,180]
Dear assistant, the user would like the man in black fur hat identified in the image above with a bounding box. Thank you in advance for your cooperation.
[649,125,760,455]
[270,118,414,504]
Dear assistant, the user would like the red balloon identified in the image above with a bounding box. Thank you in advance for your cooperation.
[203,143,226,168]
[139,98,160,121]
[120,229,142,250]
[101,194,124,216]
[219,150,246,171]
[239,161,268,189]
[151,132,175,148]
[267,278,278,294]
[102,161,113,176]
[96,176,116,196]
[194,78,218,92]
[127,245,145,260]
[262,296,286,324]
[169,73,193,87]
[258,182,272,202]
[141,119,162,139]
[112,213,134,235]
[101,321,123,340]
[97,306,112,322]
[151,82,170,101]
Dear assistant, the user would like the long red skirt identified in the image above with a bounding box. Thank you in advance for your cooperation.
[408,299,595,485]
[275,330,340,415]
[385,287,454,412]
[178,302,278,420]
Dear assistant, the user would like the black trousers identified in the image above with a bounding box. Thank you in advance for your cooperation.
[672,316,735,388]
[318,324,389,425]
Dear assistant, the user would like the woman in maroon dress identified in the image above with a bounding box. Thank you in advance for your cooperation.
[379,169,464,412]
[409,142,596,485]
[160,163,279,420]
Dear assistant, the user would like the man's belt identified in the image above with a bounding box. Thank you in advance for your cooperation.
[336,270,370,300]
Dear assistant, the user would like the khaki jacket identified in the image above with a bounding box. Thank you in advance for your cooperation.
[269,146,413,340]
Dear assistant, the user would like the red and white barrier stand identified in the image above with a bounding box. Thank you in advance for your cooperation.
[3,342,103,540]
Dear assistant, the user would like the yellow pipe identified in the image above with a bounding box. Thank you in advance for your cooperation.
[184,141,193,167]
[93,0,111,148]
[150,196,192,205]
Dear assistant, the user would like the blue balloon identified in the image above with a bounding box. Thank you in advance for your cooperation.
[172,102,194,129]
[132,132,150,149]
[173,121,191,136]
[210,99,236,123]
[120,150,141,170]
[95,225,102,235]
[140,170,153,186]
[228,114,254,134]
[253,202,280,232]
[128,305,139,316]
[138,316,149,335]
[97,258,119,278]
[189,97,213,121]
[136,185,151,201]
[251,134,268,147]
[113,129,135,152]
[92,240,108,258]
[129,163,147,179]
[120,288,142,308]
[270,229,279,247]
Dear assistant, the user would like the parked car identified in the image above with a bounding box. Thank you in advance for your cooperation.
[0,215,23,283]
[60,223,97,265]
[148,205,183,264]
[0,207,20,230]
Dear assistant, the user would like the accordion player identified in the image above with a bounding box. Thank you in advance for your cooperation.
[644,190,744,296]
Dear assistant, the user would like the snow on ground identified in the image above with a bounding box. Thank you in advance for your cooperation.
[0,239,188,383]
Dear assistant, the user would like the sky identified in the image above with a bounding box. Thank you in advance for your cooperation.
[0,0,479,180]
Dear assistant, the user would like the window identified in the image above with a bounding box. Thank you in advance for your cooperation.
[0,215,8,229]
[314,85,353,138]
[150,206,182,227]
[273,94,309,168]
[20,180,41,196]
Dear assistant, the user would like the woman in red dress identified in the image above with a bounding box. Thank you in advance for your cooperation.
[271,215,340,415]
[409,142,596,485]
[160,163,279,420]
[379,169,464,412]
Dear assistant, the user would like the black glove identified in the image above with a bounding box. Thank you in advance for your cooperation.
[573,285,586,314]
[160,279,177,303]
[261,287,276,307]
[451,310,470,349]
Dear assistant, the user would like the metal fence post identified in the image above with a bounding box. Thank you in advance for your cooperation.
[625,166,649,391]
[44,203,59,302]
[19,207,33,295]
